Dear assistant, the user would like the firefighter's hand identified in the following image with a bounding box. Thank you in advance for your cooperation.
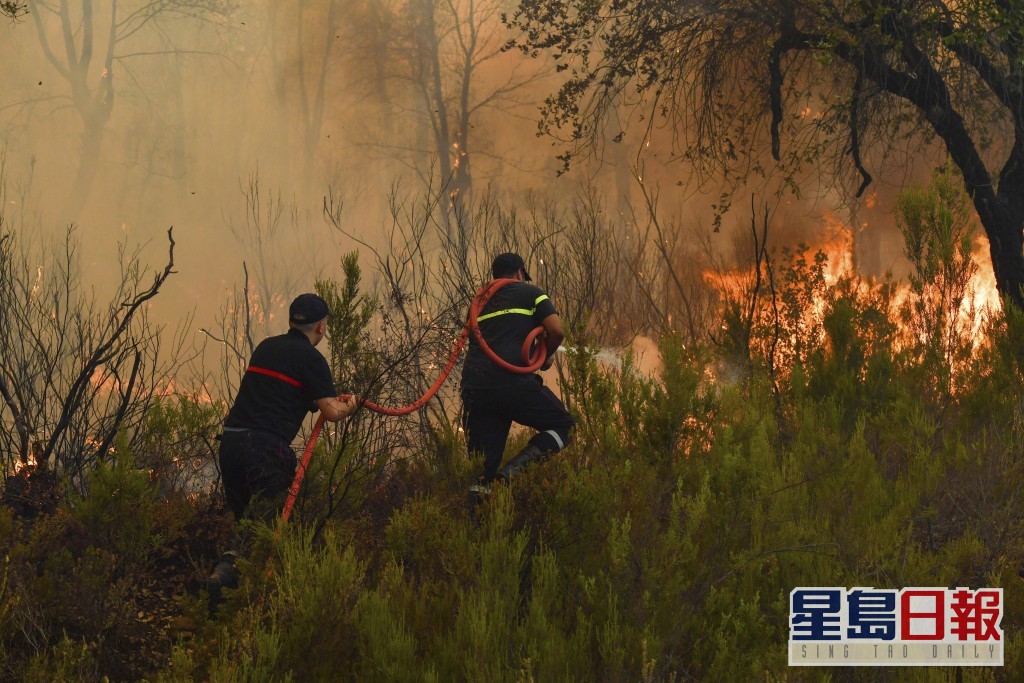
[315,395,358,421]
[338,394,358,417]
[540,355,555,371]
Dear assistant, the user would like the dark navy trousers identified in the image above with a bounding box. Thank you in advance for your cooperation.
[462,374,575,483]
[218,429,296,522]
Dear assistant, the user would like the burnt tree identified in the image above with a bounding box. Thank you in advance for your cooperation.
[25,0,232,221]
[0,221,179,484]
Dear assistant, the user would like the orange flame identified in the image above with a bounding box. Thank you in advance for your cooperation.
[703,210,1000,358]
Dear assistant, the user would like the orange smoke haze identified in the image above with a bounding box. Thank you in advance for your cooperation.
[0,1,992,398]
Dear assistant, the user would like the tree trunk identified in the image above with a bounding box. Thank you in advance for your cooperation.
[977,191,1024,309]
[420,0,455,232]
[60,114,107,222]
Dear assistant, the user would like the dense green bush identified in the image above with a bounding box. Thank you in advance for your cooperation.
[5,315,1022,681]
[144,173,1024,681]
[0,449,210,681]
[9,267,1024,680]
[6,173,1024,681]
[149,306,1024,681]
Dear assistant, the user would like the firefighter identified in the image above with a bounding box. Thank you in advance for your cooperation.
[206,293,357,612]
[461,253,575,501]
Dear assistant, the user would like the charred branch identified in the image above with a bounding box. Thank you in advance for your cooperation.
[44,227,176,469]
[848,71,872,198]
[92,349,142,463]
[1,1,27,21]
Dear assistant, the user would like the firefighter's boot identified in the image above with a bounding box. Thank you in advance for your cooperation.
[205,551,239,617]
[496,444,546,481]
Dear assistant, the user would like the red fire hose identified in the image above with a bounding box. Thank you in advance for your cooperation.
[280,278,547,523]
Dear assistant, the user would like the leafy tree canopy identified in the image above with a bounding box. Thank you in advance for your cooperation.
[508,0,1024,307]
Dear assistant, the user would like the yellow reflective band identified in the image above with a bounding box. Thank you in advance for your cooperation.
[534,294,549,305]
[476,307,535,322]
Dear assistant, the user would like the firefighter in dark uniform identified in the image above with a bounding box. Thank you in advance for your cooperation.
[461,253,575,496]
[206,292,356,612]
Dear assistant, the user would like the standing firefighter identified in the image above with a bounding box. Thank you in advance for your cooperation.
[206,293,357,612]
[461,253,574,501]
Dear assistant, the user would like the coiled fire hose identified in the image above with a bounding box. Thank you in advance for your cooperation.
[280,278,547,522]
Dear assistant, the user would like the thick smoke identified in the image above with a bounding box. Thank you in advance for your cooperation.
[0,1,930,366]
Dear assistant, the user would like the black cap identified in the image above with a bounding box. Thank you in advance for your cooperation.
[491,252,531,281]
[289,293,331,324]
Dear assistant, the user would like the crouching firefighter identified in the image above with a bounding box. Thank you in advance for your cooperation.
[206,293,357,614]
[461,253,575,503]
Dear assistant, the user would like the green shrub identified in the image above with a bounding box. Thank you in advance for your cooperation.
[139,394,225,495]
[12,200,1022,680]
[71,451,167,565]
[19,634,100,683]
[198,525,366,681]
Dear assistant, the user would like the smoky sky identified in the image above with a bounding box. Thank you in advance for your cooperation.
[0,0,950,358]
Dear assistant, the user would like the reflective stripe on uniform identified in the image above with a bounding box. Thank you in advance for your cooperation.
[246,365,305,389]
[476,307,535,322]
[544,429,564,450]
[476,294,550,322]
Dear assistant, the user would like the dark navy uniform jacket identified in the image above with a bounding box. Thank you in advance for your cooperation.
[461,281,557,391]
[224,328,337,443]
